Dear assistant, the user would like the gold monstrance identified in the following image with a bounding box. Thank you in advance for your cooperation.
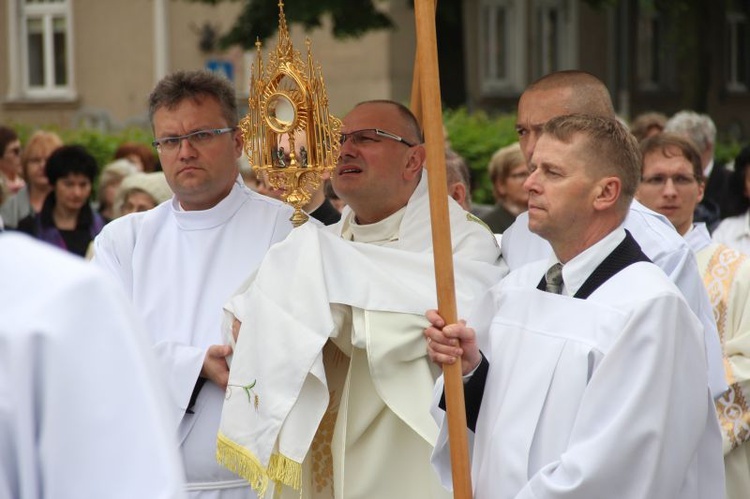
[241,1,341,227]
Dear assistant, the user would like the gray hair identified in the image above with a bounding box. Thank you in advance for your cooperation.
[664,110,716,152]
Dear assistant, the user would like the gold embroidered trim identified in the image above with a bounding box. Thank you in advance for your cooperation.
[704,245,750,449]
[310,390,338,493]
[216,432,303,496]
[717,383,750,451]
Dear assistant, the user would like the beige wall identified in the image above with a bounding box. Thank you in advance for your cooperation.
[1,0,418,130]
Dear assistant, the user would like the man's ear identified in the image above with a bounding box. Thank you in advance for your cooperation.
[232,129,244,159]
[449,181,467,208]
[593,176,621,212]
[404,144,427,180]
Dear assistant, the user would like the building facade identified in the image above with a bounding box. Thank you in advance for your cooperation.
[2,0,749,143]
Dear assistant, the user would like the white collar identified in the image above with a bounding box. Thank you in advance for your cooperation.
[546,227,627,297]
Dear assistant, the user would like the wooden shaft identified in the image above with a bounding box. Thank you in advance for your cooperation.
[413,0,473,497]
[410,58,422,125]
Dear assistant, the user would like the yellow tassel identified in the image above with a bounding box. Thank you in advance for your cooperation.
[268,453,302,490]
[216,432,270,496]
[216,433,304,495]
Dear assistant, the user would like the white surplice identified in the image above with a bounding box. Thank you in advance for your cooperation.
[92,178,294,498]
[713,210,750,256]
[219,173,503,499]
[0,233,185,499]
[501,199,727,398]
[432,228,725,499]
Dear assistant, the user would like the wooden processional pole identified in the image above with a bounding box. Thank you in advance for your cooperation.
[412,1,473,498]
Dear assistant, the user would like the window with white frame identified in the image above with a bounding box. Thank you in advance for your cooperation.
[6,0,75,100]
[726,8,749,92]
[533,0,577,78]
[478,0,526,94]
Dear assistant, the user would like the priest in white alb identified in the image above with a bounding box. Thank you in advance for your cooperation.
[218,100,504,499]
[426,115,724,498]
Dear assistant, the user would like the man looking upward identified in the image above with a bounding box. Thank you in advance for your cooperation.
[221,100,500,498]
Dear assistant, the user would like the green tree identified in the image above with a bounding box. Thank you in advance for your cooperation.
[185,0,394,49]
[185,0,460,49]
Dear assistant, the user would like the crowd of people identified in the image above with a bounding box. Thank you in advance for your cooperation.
[2,67,750,499]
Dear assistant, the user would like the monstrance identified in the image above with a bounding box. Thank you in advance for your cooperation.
[241,1,341,227]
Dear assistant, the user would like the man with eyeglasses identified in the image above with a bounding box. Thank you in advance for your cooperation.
[498,70,727,401]
[636,132,750,499]
[93,70,295,499]
[221,100,501,498]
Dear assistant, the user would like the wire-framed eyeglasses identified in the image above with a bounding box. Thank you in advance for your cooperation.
[152,127,237,154]
[640,174,700,189]
[339,128,418,148]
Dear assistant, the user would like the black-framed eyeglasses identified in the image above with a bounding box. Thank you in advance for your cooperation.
[339,128,417,148]
[640,174,699,188]
[152,127,237,154]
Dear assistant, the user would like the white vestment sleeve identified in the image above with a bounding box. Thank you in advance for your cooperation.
[0,234,185,499]
[92,219,205,429]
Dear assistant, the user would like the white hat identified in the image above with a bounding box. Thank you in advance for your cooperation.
[114,172,172,217]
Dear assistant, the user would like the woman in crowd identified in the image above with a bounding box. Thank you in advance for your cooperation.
[17,145,104,257]
[97,158,138,222]
[0,131,63,228]
[114,142,158,172]
[114,171,172,217]
[480,142,529,234]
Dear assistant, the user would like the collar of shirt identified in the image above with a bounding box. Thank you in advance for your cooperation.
[171,176,247,230]
[343,205,406,246]
[545,226,627,297]
[704,159,715,178]
[684,222,712,253]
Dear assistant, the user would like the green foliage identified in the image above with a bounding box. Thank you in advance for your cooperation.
[443,108,518,204]
[13,125,154,172]
[182,0,394,49]
[716,140,744,166]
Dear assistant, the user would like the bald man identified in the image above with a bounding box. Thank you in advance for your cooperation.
[502,70,727,399]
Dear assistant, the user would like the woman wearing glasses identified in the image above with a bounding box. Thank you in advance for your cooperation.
[1,130,63,229]
[481,142,529,234]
